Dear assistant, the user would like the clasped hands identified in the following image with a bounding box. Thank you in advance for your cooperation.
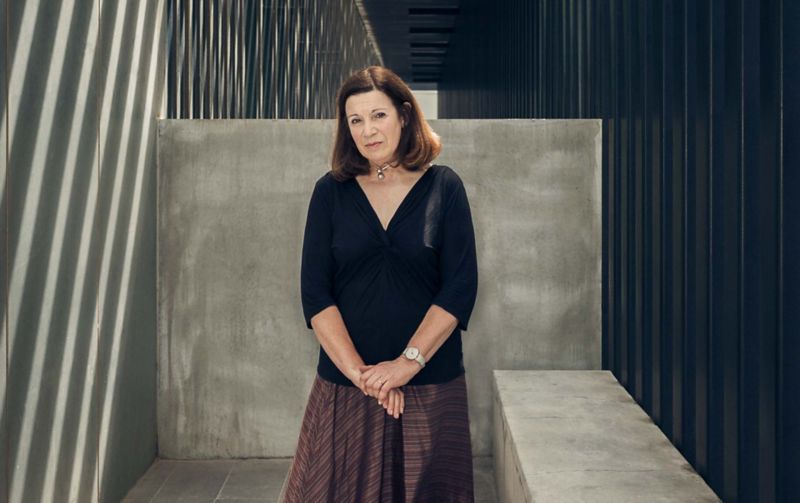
[353,356,421,419]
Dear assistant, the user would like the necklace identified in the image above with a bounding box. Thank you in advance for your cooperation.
[375,161,399,180]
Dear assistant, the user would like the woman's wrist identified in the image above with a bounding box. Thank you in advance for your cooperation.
[396,355,423,377]
[345,364,364,386]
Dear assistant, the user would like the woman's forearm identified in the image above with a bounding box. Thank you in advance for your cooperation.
[310,305,365,383]
[405,304,460,364]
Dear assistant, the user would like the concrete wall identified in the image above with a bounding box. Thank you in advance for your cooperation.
[157,119,602,458]
[492,371,722,503]
[2,1,166,502]
[1,0,8,498]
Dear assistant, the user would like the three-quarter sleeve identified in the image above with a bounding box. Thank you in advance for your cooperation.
[300,176,337,329]
[431,175,478,331]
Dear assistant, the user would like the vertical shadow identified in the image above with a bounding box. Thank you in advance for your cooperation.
[6,0,99,502]
[92,0,164,501]
[1,0,8,500]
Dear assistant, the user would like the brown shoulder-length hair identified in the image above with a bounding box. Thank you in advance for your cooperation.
[330,66,441,182]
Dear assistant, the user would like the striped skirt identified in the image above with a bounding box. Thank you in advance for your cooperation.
[279,372,474,503]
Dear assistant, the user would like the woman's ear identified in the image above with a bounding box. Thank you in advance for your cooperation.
[401,101,412,127]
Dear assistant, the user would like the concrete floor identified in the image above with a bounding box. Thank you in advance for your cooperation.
[122,456,498,502]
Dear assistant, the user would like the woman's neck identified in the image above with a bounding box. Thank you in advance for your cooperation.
[368,159,407,180]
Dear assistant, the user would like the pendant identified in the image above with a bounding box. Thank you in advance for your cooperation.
[376,161,393,180]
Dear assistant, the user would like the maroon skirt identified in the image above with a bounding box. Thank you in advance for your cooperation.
[279,372,474,503]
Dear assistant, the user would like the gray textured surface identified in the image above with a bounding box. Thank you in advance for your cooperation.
[95,2,165,502]
[157,118,602,458]
[493,370,722,502]
[122,456,498,503]
[3,1,165,502]
[0,0,7,499]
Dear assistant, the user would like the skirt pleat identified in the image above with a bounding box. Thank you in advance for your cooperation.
[280,373,474,503]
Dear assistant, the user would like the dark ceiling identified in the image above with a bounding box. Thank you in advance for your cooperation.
[359,1,462,90]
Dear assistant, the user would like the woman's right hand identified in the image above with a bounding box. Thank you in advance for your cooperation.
[381,388,404,419]
[349,366,404,418]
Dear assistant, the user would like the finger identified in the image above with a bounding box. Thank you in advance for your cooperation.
[392,391,400,418]
[364,371,381,389]
[378,381,391,403]
[367,375,385,396]
[351,372,367,395]
[369,379,380,398]
[388,393,397,416]
[359,368,376,388]
[382,386,396,408]
[399,390,405,415]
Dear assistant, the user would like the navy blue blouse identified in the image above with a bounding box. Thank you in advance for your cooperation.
[300,164,478,386]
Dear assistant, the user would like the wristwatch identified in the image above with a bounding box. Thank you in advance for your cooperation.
[402,346,426,368]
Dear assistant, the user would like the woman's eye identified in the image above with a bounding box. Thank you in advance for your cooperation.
[349,113,383,124]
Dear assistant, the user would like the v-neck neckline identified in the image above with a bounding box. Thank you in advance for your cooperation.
[352,165,435,234]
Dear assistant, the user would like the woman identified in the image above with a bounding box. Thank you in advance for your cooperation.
[281,65,478,503]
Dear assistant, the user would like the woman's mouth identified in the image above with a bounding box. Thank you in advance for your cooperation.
[366,141,382,148]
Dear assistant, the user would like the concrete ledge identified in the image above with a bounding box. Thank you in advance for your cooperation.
[492,370,721,502]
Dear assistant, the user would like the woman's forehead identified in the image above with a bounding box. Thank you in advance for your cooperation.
[345,90,392,115]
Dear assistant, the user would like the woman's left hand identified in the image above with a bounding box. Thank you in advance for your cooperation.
[358,357,421,403]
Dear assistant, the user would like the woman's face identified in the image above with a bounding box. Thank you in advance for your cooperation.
[345,89,405,168]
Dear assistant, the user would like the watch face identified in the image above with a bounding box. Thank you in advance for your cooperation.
[406,347,419,359]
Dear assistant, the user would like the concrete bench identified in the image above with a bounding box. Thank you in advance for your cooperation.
[493,370,721,502]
